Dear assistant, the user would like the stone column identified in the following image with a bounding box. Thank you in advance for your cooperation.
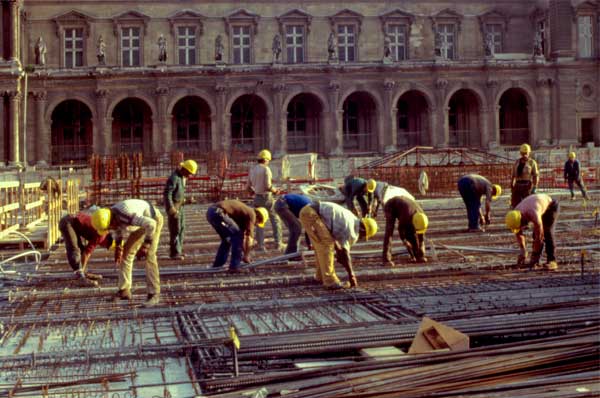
[0,93,5,164]
[33,91,48,165]
[8,0,20,61]
[155,87,170,153]
[382,80,396,153]
[95,89,111,155]
[434,79,449,147]
[327,81,343,155]
[271,82,286,156]
[480,107,491,148]
[214,84,228,152]
[535,77,553,145]
[484,79,499,147]
[7,90,21,164]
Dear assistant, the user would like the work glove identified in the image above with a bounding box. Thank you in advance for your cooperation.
[114,245,124,265]
[484,215,491,225]
[167,207,178,217]
[531,187,537,194]
[517,248,527,266]
[136,242,151,260]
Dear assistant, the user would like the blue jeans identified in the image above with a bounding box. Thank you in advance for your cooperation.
[458,177,482,230]
[274,198,302,257]
[206,205,243,270]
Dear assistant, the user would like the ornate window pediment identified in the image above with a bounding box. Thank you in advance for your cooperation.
[277,9,312,33]
[379,9,415,31]
[431,8,463,32]
[53,10,92,38]
[168,9,205,36]
[329,9,363,34]
[224,9,260,35]
[112,10,150,36]
[478,9,510,33]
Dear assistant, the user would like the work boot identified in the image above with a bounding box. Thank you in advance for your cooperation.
[84,272,103,281]
[467,227,484,233]
[570,196,575,201]
[325,281,351,290]
[275,243,286,253]
[112,289,132,301]
[143,294,160,307]
[74,271,98,287]
[383,260,395,267]
[170,254,185,261]
[544,261,558,271]
[255,246,267,253]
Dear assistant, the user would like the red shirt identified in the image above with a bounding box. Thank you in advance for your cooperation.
[71,212,110,257]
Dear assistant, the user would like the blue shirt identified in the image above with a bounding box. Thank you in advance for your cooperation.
[283,194,313,217]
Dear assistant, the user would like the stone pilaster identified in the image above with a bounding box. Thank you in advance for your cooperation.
[33,91,48,164]
[155,87,170,153]
[382,79,396,153]
[8,0,20,61]
[95,89,110,155]
[535,77,554,145]
[214,84,229,151]
[484,79,499,147]
[271,82,286,156]
[434,78,448,147]
[7,90,21,164]
[326,80,343,155]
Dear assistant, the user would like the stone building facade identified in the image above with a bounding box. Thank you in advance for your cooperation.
[0,0,598,165]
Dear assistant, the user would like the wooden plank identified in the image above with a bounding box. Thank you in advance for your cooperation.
[0,181,20,188]
[23,182,41,189]
[24,199,44,211]
[0,202,20,213]
[0,224,20,239]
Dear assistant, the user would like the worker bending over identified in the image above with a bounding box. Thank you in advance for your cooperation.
[164,159,197,260]
[457,174,501,232]
[247,149,283,252]
[59,206,113,287]
[505,193,559,270]
[382,196,428,267]
[369,180,415,217]
[511,143,538,208]
[299,201,377,289]
[564,152,589,200]
[274,193,313,260]
[207,199,268,272]
[342,176,376,217]
[91,199,164,307]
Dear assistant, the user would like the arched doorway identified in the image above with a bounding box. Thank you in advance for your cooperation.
[50,100,93,164]
[499,88,530,145]
[287,93,323,153]
[172,96,211,153]
[230,94,267,153]
[397,91,429,148]
[112,98,152,154]
[342,91,378,153]
[448,89,481,147]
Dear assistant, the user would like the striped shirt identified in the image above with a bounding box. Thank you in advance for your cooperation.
[374,182,415,205]
[317,201,359,252]
[111,199,157,243]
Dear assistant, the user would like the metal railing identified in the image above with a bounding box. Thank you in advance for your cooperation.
[51,144,92,165]
[449,130,473,147]
[343,132,377,152]
[287,134,319,153]
[397,131,423,149]
[500,128,530,145]
[231,137,265,153]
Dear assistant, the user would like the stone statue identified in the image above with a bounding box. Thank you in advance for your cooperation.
[484,32,495,57]
[327,32,338,61]
[215,34,224,63]
[533,30,543,57]
[34,36,47,66]
[158,34,167,63]
[97,35,106,65]
[272,34,282,63]
[383,34,393,62]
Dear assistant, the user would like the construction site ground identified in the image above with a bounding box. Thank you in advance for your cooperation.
[0,189,599,398]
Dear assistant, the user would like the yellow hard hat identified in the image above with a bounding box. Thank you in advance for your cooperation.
[505,210,522,233]
[180,159,198,174]
[257,149,272,161]
[366,179,376,193]
[361,217,378,240]
[91,208,111,234]
[519,143,531,154]
[492,184,502,200]
[568,152,576,160]
[412,212,428,234]
[255,207,269,228]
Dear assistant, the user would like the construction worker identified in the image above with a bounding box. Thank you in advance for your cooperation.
[206,199,269,272]
[164,159,197,260]
[342,176,376,217]
[382,196,428,267]
[369,181,415,217]
[564,152,589,200]
[457,174,502,232]
[505,193,559,270]
[247,149,283,252]
[510,143,538,208]
[299,201,378,289]
[59,206,114,287]
[274,193,313,260]
[91,199,164,307]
